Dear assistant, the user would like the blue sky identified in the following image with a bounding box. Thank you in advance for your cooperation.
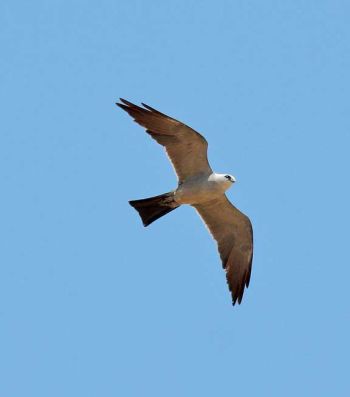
[1,1,349,396]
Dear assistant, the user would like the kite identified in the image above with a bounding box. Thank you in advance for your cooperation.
[117,99,253,305]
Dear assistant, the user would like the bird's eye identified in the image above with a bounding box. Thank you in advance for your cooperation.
[225,175,230,180]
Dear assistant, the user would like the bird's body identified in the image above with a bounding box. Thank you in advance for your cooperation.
[175,173,233,205]
[117,99,253,305]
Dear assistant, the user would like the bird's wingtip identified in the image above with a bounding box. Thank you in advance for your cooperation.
[119,98,136,107]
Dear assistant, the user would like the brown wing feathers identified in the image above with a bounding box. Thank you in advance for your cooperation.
[194,197,253,305]
[117,99,212,182]
[116,98,178,135]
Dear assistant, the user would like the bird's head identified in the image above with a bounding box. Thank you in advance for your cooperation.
[215,173,236,189]
[224,174,236,184]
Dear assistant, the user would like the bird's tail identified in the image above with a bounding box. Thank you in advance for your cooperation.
[129,191,180,227]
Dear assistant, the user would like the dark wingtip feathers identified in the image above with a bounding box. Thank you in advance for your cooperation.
[119,98,135,107]
[228,269,251,306]
[116,98,149,111]
[116,102,128,111]
[116,98,167,117]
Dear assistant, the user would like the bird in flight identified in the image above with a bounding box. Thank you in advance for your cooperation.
[117,99,253,305]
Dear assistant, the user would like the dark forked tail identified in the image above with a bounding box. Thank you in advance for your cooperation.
[129,192,180,227]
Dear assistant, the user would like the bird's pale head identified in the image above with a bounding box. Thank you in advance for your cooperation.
[214,173,236,189]
[224,174,236,183]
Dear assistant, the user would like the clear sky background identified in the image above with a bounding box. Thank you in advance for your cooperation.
[1,1,349,396]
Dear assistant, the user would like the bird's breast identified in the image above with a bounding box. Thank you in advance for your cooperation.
[174,178,225,205]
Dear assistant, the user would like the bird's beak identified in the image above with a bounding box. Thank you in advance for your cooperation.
[231,177,236,183]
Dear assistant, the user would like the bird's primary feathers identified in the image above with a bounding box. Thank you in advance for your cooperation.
[117,99,253,305]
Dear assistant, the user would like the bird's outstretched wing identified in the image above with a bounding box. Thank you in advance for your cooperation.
[117,99,212,182]
[194,196,253,305]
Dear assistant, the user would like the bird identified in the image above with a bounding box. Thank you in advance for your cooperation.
[116,99,253,305]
